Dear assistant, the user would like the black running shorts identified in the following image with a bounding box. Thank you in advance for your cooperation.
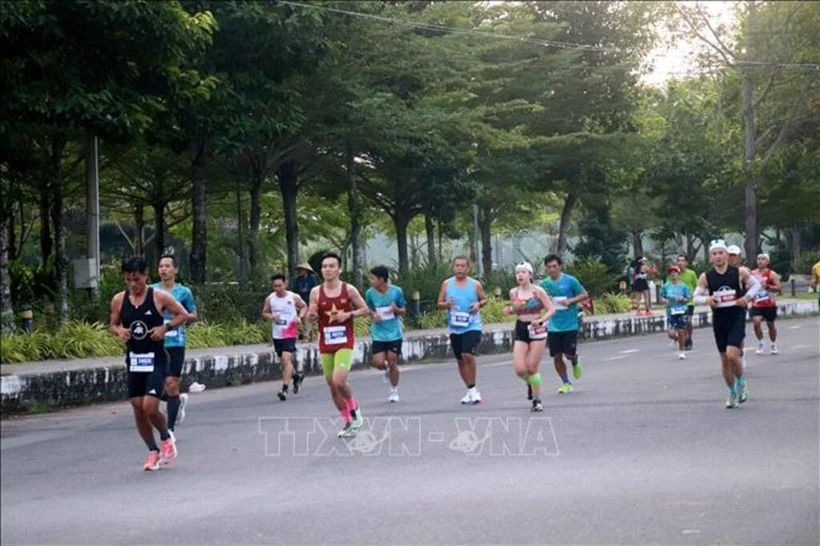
[712,310,746,353]
[548,331,578,357]
[450,331,482,359]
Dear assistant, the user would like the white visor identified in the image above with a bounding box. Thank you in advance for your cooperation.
[727,245,741,255]
[516,262,534,275]
[709,239,728,252]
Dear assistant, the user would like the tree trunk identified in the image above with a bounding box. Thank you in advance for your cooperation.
[791,226,801,270]
[394,213,411,277]
[631,231,644,257]
[189,137,207,284]
[277,161,300,275]
[742,1,760,261]
[347,146,363,287]
[39,192,52,263]
[0,206,13,334]
[686,233,696,263]
[134,204,145,255]
[247,172,263,275]
[424,214,436,265]
[7,208,16,262]
[478,204,493,276]
[153,202,166,258]
[555,192,578,257]
[437,219,443,263]
[235,181,248,284]
[49,137,69,325]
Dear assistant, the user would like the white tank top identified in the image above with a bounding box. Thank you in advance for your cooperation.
[269,291,299,339]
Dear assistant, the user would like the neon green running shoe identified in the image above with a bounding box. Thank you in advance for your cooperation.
[557,383,573,394]
[572,362,583,380]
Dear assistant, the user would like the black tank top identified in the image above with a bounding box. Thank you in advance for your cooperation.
[705,266,743,317]
[120,287,165,355]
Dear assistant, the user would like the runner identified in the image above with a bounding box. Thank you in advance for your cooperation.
[306,252,369,438]
[262,273,307,400]
[150,255,198,439]
[436,256,488,405]
[540,254,589,394]
[365,265,407,403]
[750,253,782,355]
[810,259,820,305]
[660,265,691,360]
[727,245,752,369]
[503,262,555,411]
[292,263,317,341]
[693,240,761,409]
[109,256,189,471]
[631,258,651,316]
[676,254,698,350]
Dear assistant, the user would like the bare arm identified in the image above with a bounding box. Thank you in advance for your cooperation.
[293,293,308,319]
[346,286,369,320]
[109,292,130,341]
[739,268,762,304]
[535,286,556,324]
[437,281,453,310]
[261,296,274,322]
[570,290,589,306]
[769,272,782,293]
[470,282,488,313]
[154,291,189,341]
[307,286,320,320]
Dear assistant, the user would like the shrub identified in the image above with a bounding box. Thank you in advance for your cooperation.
[596,293,633,315]
[564,259,616,298]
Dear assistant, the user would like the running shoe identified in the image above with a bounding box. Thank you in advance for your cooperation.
[144,451,161,472]
[460,390,473,404]
[557,383,573,394]
[572,362,583,380]
[725,392,739,409]
[177,393,188,425]
[293,373,304,394]
[337,422,356,438]
[388,388,400,403]
[678,352,687,360]
[532,399,544,412]
[277,390,287,401]
[160,438,177,465]
[770,343,779,355]
[470,388,482,404]
[351,407,364,429]
[738,380,749,404]
[755,340,765,355]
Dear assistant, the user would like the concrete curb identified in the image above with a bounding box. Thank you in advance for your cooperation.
[2,300,817,414]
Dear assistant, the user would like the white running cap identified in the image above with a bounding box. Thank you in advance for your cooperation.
[709,239,728,252]
[516,262,534,275]
[727,245,742,255]
[757,253,770,260]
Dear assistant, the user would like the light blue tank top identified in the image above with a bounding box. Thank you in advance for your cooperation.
[444,277,483,334]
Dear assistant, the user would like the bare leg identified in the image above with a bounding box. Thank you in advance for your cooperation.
[386,351,400,387]
[458,354,477,386]
[130,398,158,450]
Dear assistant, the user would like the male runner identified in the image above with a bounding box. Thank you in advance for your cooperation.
[693,240,760,409]
[727,245,752,368]
[262,273,307,400]
[810,259,820,305]
[292,263,317,341]
[676,254,698,350]
[660,265,691,360]
[750,253,782,355]
[151,255,197,438]
[110,256,189,471]
[540,254,589,393]
[307,252,369,437]
[437,256,488,405]
[365,265,406,403]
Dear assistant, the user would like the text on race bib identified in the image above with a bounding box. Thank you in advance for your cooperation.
[376,306,395,320]
[450,311,471,327]
[163,319,178,338]
[528,323,548,339]
[714,288,737,308]
[670,307,686,315]
[129,352,155,373]
[552,296,568,310]
[755,290,770,301]
[323,325,348,345]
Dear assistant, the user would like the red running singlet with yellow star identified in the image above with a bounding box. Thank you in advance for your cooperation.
[318,282,355,353]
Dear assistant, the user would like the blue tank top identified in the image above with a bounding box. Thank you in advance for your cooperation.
[444,277,483,334]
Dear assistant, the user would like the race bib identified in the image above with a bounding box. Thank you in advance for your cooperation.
[275,311,293,326]
[323,325,348,345]
[163,319,178,338]
[714,288,737,308]
[670,307,686,316]
[528,323,548,340]
[450,311,471,327]
[755,290,770,302]
[376,306,395,320]
[552,297,568,310]
[129,352,155,373]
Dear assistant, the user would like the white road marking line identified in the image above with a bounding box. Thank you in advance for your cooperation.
[619,349,640,354]
[788,325,802,329]
[792,344,806,349]
[604,356,627,361]
[681,529,701,535]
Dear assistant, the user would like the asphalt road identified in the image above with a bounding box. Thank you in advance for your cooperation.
[2,317,818,545]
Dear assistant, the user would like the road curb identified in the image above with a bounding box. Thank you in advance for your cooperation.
[2,300,817,415]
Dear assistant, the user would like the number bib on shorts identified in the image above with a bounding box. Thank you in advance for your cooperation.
[450,311,471,327]
[527,323,547,340]
[714,288,737,308]
[376,306,395,320]
[323,325,348,346]
[129,352,155,373]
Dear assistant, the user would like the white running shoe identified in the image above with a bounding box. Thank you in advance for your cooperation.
[469,387,482,404]
[678,352,686,360]
[771,343,779,355]
[460,390,473,404]
[755,340,765,355]
[177,393,189,425]
[388,388,400,403]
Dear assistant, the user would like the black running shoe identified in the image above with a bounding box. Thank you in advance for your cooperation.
[293,373,303,394]
[532,399,543,412]
[277,390,287,401]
